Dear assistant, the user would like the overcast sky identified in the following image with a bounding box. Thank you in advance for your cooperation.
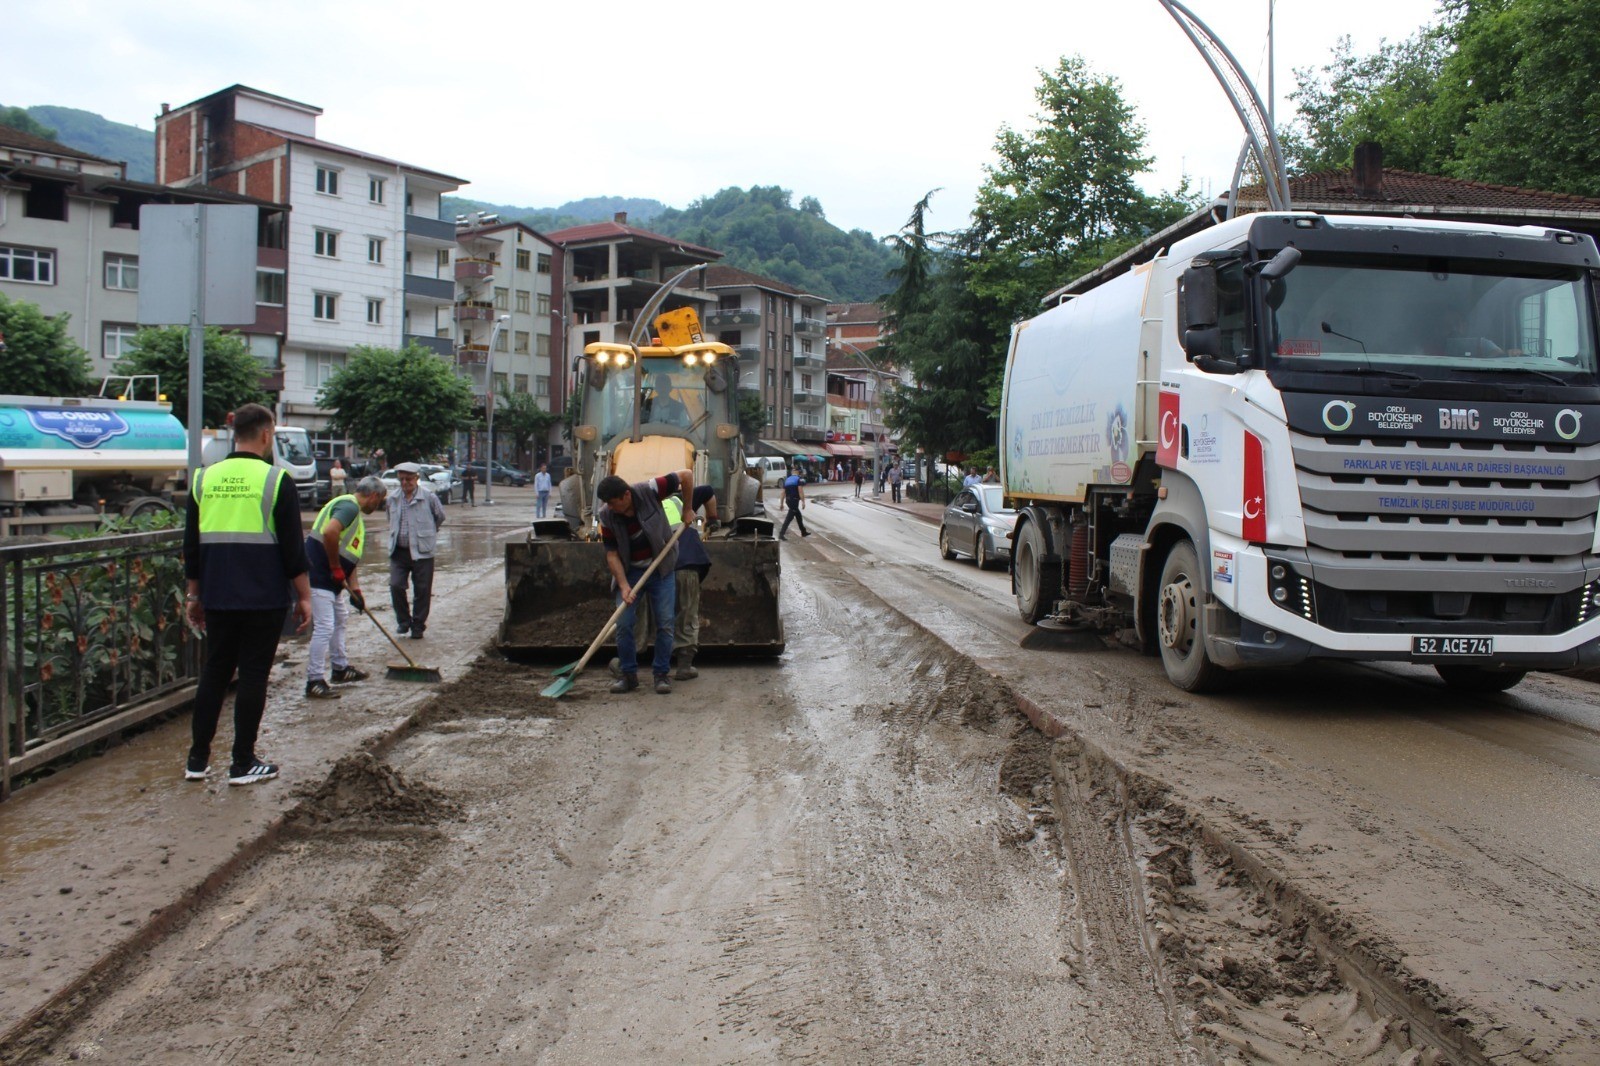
[6,0,1442,238]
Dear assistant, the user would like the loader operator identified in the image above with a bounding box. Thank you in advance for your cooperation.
[596,468,694,695]
[303,477,386,700]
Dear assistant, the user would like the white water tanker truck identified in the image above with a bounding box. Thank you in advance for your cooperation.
[1001,211,1600,693]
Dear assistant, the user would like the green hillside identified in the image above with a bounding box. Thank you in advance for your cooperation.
[442,194,668,233]
[25,105,155,181]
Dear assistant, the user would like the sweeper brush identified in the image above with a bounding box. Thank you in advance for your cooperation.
[359,604,443,683]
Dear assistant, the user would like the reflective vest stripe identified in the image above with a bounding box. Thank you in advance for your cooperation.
[663,496,685,527]
[197,457,283,545]
[311,494,366,565]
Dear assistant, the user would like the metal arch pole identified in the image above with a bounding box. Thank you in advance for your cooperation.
[1156,0,1292,212]
[1224,137,1253,220]
[835,340,889,497]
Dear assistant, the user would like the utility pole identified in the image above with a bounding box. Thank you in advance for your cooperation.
[484,313,510,505]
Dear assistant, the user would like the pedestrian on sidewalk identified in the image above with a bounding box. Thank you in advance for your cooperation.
[597,468,693,694]
[328,458,346,498]
[387,462,446,639]
[183,403,311,787]
[304,477,386,699]
[888,463,902,503]
[460,465,476,506]
[853,466,864,496]
[779,466,811,540]
[534,462,552,518]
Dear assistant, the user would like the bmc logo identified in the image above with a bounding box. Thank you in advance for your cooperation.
[1439,408,1480,431]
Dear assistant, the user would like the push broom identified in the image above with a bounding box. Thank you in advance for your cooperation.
[543,522,686,699]
[358,603,444,683]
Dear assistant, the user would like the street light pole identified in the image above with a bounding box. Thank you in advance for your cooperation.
[833,339,889,497]
[485,313,510,505]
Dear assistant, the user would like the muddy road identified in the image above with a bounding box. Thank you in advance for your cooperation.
[14,484,1600,1063]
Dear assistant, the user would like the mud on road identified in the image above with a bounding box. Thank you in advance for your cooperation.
[13,551,1482,1064]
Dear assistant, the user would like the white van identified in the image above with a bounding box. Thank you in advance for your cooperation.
[746,456,790,488]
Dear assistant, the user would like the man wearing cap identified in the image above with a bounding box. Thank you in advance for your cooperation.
[386,462,446,639]
[304,476,387,698]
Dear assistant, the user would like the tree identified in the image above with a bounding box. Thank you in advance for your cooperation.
[0,293,92,397]
[1284,0,1600,196]
[318,344,472,462]
[114,326,267,428]
[737,391,767,441]
[494,383,559,465]
[0,106,55,140]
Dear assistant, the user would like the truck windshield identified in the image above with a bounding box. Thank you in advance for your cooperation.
[596,357,715,443]
[1264,255,1597,381]
[275,429,314,466]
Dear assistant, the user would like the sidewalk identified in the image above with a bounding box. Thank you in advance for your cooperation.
[0,504,531,1051]
[810,478,946,525]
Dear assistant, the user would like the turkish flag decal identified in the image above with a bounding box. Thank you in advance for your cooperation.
[1156,392,1180,468]
[1242,430,1266,543]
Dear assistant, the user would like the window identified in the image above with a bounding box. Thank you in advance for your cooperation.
[103,253,139,291]
[367,237,383,264]
[801,373,814,391]
[313,292,338,321]
[0,244,55,284]
[766,368,775,389]
[514,373,529,394]
[256,269,286,306]
[782,406,792,428]
[103,323,138,361]
[783,335,792,353]
[494,287,509,310]
[801,339,813,354]
[536,292,551,315]
[514,330,530,354]
[436,249,450,269]
[768,295,777,314]
[516,249,531,270]
[767,330,776,351]
[536,253,551,274]
[515,290,531,313]
[536,375,550,397]
[404,250,413,272]
[314,228,339,258]
[315,166,340,195]
[367,298,383,325]
[494,330,509,352]
[492,371,509,394]
[305,350,346,387]
[536,333,550,358]
[368,177,385,203]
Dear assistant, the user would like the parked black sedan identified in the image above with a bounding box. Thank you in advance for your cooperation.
[454,460,530,487]
[938,485,1016,570]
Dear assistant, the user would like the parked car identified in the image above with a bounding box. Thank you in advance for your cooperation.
[455,460,530,487]
[938,485,1016,570]
[418,463,457,503]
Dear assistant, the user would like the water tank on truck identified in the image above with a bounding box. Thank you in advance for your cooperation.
[0,395,188,536]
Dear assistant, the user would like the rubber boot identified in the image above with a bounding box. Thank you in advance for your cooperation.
[675,650,698,680]
[609,672,638,693]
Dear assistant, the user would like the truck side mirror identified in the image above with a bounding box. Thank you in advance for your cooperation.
[1256,245,1301,282]
[1178,262,1220,363]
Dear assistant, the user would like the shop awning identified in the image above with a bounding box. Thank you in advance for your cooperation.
[826,443,869,458]
[754,439,807,457]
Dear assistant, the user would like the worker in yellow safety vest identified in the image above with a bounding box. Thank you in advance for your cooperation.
[303,477,388,699]
[183,403,312,787]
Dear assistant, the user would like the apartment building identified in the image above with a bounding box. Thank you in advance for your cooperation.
[0,124,286,385]
[453,217,563,463]
[700,265,829,454]
[155,85,465,457]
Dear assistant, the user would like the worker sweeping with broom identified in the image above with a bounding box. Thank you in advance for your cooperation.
[304,476,387,699]
[597,467,693,695]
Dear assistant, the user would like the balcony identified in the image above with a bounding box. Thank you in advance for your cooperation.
[793,389,827,408]
[793,351,825,369]
[705,307,760,329]
[457,344,490,366]
[455,257,495,281]
[454,300,495,322]
[405,213,456,245]
[795,317,825,337]
[405,334,453,357]
[404,273,453,302]
[733,345,762,362]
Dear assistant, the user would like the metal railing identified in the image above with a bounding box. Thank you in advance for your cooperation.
[2,528,202,798]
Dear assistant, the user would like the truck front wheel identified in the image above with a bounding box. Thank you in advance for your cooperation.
[1157,541,1227,692]
[1014,520,1062,624]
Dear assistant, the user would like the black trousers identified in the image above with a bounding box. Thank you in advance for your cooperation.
[190,608,285,769]
[389,547,436,634]
[779,500,808,537]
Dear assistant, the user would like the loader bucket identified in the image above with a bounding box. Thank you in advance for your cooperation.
[499,531,784,659]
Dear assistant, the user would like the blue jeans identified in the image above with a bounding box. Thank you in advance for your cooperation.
[615,565,676,677]
[536,490,550,517]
